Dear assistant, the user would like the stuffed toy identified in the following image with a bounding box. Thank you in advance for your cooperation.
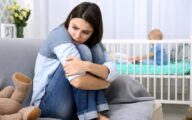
[183,107,192,120]
[0,73,41,120]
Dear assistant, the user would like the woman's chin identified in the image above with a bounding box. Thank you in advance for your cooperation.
[73,42,78,45]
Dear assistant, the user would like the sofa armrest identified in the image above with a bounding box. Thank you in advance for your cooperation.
[152,100,163,120]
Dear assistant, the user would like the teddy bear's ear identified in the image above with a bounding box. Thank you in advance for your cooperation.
[12,73,31,84]
[11,73,31,104]
[0,86,14,98]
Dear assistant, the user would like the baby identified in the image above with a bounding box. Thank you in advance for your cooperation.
[129,29,168,65]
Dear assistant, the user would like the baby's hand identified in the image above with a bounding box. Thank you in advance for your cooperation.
[135,56,141,62]
[128,56,133,62]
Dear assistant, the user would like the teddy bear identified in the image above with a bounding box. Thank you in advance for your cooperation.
[0,72,41,120]
[183,107,192,120]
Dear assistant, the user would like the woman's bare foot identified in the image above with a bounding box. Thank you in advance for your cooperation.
[95,113,109,120]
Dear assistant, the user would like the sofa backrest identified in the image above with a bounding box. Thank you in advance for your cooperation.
[0,38,44,107]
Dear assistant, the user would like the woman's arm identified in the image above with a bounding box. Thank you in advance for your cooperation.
[83,49,117,80]
[64,56,109,80]
[86,61,109,80]
[64,51,118,82]
[70,73,110,90]
[63,56,111,90]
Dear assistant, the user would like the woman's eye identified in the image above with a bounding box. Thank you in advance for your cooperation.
[72,26,78,30]
[83,31,89,35]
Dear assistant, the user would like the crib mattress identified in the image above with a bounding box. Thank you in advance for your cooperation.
[116,61,190,75]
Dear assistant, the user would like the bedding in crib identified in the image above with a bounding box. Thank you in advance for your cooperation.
[116,61,190,75]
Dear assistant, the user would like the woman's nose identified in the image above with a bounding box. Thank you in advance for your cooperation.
[75,31,81,38]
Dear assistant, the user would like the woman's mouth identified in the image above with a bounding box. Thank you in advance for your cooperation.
[73,39,80,44]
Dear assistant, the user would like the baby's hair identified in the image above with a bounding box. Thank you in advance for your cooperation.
[148,29,163,40]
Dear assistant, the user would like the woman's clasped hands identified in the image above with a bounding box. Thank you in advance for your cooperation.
[63,56,88,76]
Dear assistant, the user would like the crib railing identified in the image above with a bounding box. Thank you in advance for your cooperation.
[103,39,192,106]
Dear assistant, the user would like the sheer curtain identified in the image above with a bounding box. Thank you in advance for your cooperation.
[25,0,192,39]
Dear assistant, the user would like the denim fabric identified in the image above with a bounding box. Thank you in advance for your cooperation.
[39,43,108,120]
[72,44,109,120]
[39,65,78,120]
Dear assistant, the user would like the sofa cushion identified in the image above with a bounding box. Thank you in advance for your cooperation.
[104,75,154,104]
[0,38,44,107]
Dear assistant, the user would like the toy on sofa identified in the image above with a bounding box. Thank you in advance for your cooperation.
[0,73,41,120]
[183,108,192,120]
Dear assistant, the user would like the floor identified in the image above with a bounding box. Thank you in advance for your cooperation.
[163,104,190,120]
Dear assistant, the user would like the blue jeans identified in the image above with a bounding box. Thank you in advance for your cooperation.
[39,44,108,120]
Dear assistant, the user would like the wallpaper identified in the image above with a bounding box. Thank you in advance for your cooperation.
[0,0,12,24]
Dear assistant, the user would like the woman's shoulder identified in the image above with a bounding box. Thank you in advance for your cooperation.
[46,25,73,43]
[49,25,69,36]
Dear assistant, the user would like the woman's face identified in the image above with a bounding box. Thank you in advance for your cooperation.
[68,18,94,45]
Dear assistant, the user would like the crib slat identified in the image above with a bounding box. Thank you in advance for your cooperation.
[133,42,136,79]
[146,43,150,93]
[154,43,156,99]
[120,43,122,74]
[182,43,185,101]
[161,43,163,100]
[168,43,171,101]
[140,43,143,84]
[190,43,192,106]
[113,43,116,63]
[126,43,129,75]
[175,43,178,100]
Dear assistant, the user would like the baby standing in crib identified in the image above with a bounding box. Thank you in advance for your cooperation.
[129,29,168,65]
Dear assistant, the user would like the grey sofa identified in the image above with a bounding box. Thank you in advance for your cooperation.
[0,38,163,120]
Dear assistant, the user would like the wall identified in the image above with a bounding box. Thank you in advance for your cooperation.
[1,0,192,39]
[0,0,12,24]
[0,0,12,37]
[41,0,192,39]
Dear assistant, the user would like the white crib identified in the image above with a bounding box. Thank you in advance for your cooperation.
[103,39,192,106]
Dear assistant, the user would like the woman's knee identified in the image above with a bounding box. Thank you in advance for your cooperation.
[76,44,92,62]
[91,44,104,64]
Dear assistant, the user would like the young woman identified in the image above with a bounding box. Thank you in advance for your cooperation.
[30,2,118,120]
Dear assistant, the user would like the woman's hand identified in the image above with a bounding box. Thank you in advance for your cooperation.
[63,56,88,76]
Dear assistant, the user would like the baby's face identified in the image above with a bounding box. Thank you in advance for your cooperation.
[149,37,161,46]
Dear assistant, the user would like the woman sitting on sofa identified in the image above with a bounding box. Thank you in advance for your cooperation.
[30,2,118,120]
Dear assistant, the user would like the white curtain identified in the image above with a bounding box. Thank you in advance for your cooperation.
[25,0,192,39]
